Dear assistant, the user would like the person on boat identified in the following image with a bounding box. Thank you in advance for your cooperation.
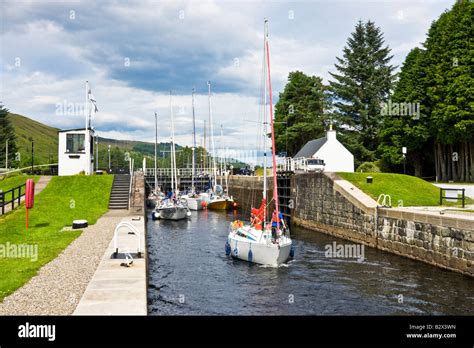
[271,210,286,241]
[250,208,263,230]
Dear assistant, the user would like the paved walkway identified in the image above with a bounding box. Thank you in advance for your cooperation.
[74,215,146,315]
[0,209,129,315]
[1,176,52,214]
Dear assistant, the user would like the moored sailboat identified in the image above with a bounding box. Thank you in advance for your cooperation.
[182,88,204,211]
[226,19,292,266]
[153,92,191,220]
[205,81,236,211]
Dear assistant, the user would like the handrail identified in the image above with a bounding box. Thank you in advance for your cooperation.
[377,194,392,208]
[0,183,26,215]
[0,163,58,176]
[128,174,133,210]
[439,188,465,208]
[113,221,142,257]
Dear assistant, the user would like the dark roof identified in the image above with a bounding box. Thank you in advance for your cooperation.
[294,137,327,158]
[58,127,93,133]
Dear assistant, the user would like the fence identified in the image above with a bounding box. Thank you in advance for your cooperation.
[439,188,466,208]
[277,157,308,173]
[0,183,26,215]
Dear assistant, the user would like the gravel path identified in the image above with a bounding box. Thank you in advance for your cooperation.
[0,209,130,315]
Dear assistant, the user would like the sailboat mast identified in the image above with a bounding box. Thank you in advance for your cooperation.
[154,112,158,191]
[265,19,280,228]
[191,88,196,192]
[220,124,224,186]
[169,91,175,194]
[262,19,268,226]
[203,120,207,175]
[222,125,228,193]
[207,81,217,192]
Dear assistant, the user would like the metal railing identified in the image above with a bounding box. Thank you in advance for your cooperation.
[277,157,308,172]
[439,188,465,208]
[144,168,214,177]
[113,221,143,258]
[0,183,26,215]
[0,163,58,176]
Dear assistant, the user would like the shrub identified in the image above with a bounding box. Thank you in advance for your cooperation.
[356,161,381,173]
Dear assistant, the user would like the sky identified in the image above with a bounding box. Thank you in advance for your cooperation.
[0,0,452,157]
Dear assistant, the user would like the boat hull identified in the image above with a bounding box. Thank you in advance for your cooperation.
[207,199,233,210]
[227,235,291,266]
[183,196,203,211]
[156,207,189,220]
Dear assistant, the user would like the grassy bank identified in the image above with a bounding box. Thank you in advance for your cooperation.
[0,175,113,301]
[337,172,472,207]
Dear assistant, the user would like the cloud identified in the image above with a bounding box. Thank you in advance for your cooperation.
[0,0,452,152]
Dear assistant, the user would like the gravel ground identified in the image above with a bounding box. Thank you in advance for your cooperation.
[0,209,130,315]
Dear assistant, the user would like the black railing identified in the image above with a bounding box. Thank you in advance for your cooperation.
[439,188,465,208]
[0,183,26,215]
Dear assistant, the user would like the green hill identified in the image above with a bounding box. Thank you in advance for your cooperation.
[8,113,59,166]
[5,113,194,170]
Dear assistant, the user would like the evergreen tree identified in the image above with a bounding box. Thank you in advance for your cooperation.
[378,48,432,177]
[273,71,330,156]
[0,105,18,168]
[329,20,396,166]
[424,0,473,182]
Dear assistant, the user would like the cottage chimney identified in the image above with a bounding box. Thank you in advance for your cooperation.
[327,124,336,141]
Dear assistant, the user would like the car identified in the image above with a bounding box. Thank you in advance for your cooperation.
[306,158,325,172]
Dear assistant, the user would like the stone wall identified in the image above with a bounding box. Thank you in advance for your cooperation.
[291,173,377,247]
[290,172,473,277]
[376,209,473,276]
[227,175,274,215]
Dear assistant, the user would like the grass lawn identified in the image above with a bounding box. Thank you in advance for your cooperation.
[337,172,473,207]
[0,175,113,301]
[0,175,41,203]
[255,168,272,176]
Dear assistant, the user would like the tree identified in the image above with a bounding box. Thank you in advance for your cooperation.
[273,71,330,156]
[424,0,474,182]
[0,105,18,168]
[378,48,433,177]
[329,20,396,166]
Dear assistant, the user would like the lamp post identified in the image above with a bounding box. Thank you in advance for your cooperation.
[108,145,111,172]
[402,146,407,175]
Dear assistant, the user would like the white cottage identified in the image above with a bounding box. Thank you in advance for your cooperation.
[294,126,354,172]
[58,128,95,176]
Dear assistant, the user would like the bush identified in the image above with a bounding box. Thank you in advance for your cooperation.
[356,161,381,173]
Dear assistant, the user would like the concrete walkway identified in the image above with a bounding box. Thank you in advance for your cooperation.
[1,176,52,214]
[0,209,129,315]
[73,215,147,315]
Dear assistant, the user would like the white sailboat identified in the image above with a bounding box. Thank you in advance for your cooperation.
[152,92,191,220]
[205,81,236,211]
[147,112,165,208]
[226,19,292,266]
[183,88,204,211]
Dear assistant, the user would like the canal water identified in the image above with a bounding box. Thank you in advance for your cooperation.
[147,210,474,315]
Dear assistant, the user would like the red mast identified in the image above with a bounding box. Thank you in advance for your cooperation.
[265,19,280,229]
